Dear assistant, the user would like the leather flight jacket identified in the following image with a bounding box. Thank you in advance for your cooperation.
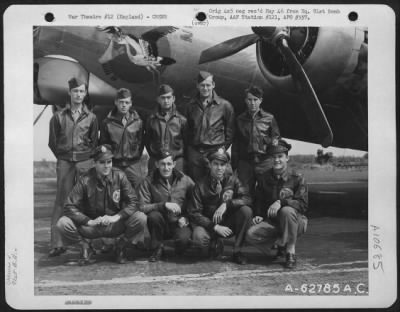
[138,169,195,217]
[64,167,138,226]
[48,105,98,162]
[145,105,188,159]
[100,108,144,165]
[185,91,235,150]
[232,109,280,166]
[254,168,308,218]
[188,172,251,232]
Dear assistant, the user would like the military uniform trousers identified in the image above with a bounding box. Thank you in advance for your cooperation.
[114,159,147,190]
[192,205,252,252]
[236,158,273,196]
[56,211,148,247]
[246,206,308,248]
[51,159,93,249]
[147,211,192,251]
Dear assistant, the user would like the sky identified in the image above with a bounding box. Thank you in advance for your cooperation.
[33,105,366,161]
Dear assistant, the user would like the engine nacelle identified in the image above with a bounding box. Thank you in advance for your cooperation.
[34,55,116,109]
[256,27,365,92]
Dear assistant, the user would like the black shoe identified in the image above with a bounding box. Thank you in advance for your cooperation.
[115,238,128,264]
[149,244,164,262]
[48,247,67,257]
[232,252,247,265]
[285,253,297,269]
[78,245,96,266]
[208,238,224,259]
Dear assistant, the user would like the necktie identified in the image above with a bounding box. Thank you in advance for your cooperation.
[72,110,80,122]
[166,178,172,201]
[215,179,222,197]
[122,116,127,126]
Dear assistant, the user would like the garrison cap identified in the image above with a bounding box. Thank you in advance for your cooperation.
[197,71,213,83]
[268,139,292,155]
[207,147,230,163]
[92,144,114,161]
[245,85,264,99]
[68,77,87,90]
[154,149,175,161]
[115,88,132,100]
[158,84,174,96]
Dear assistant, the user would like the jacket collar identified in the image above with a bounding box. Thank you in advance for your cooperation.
[193,91,222,108]
[64,104,90,116]
[107,108,139,123]
[207,170,231,185]
[155,104,178,119]
[242,108,270,120]
[272,168,289,182]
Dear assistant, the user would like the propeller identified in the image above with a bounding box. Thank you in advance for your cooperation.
[198,27,333,148]
[34,105,49,126]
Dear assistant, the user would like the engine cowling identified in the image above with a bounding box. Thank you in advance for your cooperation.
[256,27,365,92]
[34,55,116,109]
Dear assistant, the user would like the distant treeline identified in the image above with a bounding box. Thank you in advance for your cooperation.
[34,153,368,178]
[290,154,368,167]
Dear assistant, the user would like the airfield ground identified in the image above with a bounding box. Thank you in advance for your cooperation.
[33,166,368,296]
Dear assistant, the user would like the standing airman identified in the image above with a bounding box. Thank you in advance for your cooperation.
[100,88,146,190]
[184,71,235,181]
[48,77,98,257]
[145,84,188,174]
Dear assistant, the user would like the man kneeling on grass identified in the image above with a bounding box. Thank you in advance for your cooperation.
[246,139,308,269]
[56,145,147,265]
[188,148,253,264]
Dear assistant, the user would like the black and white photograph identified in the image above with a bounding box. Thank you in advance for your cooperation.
[4,4,397,309]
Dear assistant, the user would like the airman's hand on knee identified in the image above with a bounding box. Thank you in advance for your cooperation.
[100,215,121,226]
[213,203,227,224]
[267,200,282,218]
[252,216,264,225]
[178,217,189,228]
[214,224,233,237]
[87,217,103,226]
[165,202,181,215]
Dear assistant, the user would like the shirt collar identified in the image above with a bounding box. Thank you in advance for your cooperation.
[152,168,182,184]
[196,91,221,106]
[97,171,112,185]
[70,105,82,114]
[273,169,289,181]
[209,172,228,185]
[109,109,138,122]
[246,108,264,119]
[156,104,177,119]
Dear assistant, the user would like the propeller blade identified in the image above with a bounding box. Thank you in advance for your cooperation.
[199,34,259,64]
[34,104,49,126]
[278,38,333,147]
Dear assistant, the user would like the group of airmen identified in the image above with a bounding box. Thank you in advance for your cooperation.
[47,70,308,270]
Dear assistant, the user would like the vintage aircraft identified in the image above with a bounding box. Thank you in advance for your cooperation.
[33,25,367,150]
